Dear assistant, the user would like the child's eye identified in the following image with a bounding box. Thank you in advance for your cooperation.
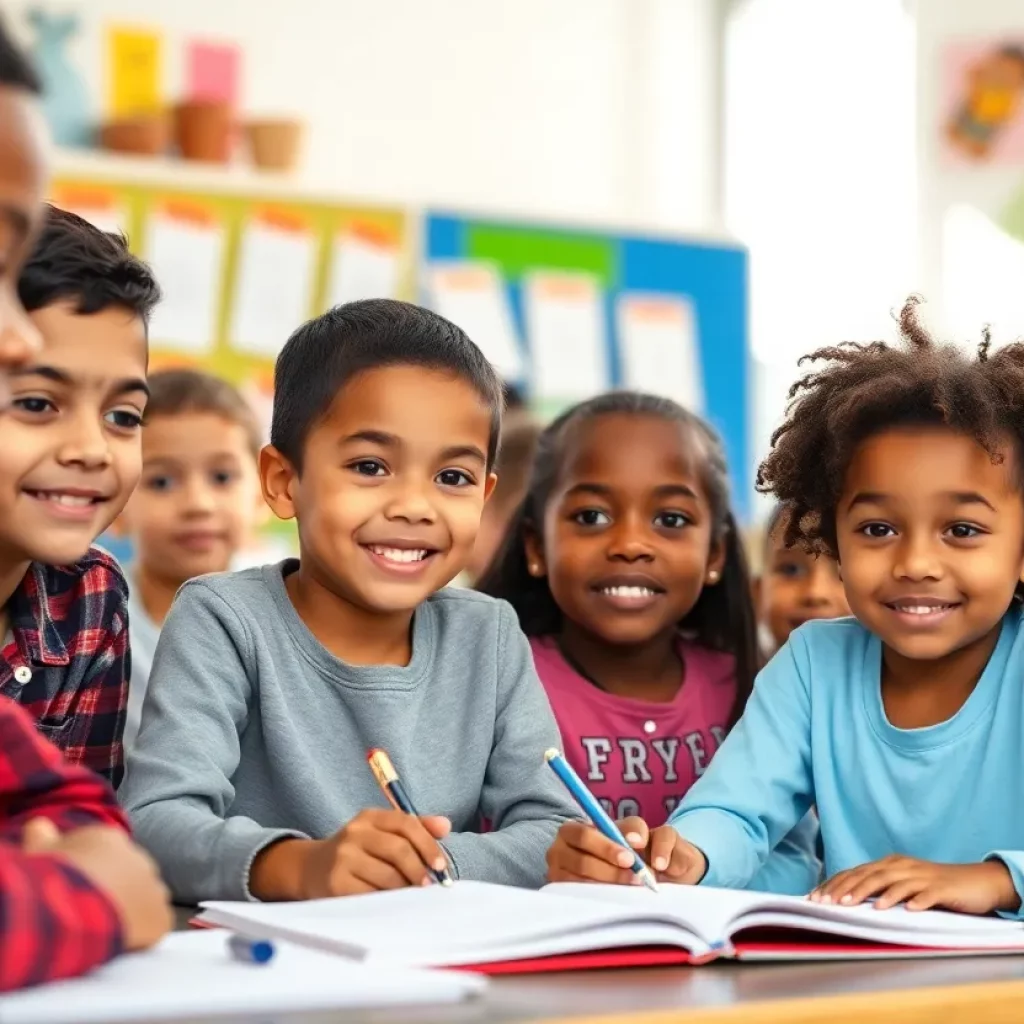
[654,511,690,529]
[947,523,982,540]
[211,469,238,486]
[859,522,895,539]
[436,468,473,488]
[573,509,611,527]
[12,396,55,416]
[105,409,143,430]
[351,460,387,477]
[774,562,806,579]
[144,475,173,492]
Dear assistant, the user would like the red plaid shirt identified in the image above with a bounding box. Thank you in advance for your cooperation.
[0,694,127,990]
[0,547,130,788]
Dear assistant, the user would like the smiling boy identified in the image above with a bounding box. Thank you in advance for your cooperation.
[2,205,159,785]
[122,299,577,903]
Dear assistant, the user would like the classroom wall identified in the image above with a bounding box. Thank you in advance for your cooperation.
[915,0,1024,338]
[8,0,727,232]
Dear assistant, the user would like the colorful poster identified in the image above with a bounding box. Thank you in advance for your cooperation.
[523,271,608,400]
[106,25,162,118]
[617,294,703,412]
[185,40,241,107]
[230,208,318,358]
[327,224,400,306]
[425,262,522,379]
[145,199,226,354]
[50,184,128,238]
[943,41,1024,164]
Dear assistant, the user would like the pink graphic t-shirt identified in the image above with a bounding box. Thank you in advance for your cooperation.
[531,635,737,827]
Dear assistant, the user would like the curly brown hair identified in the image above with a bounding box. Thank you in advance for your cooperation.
[756,296,1024,559]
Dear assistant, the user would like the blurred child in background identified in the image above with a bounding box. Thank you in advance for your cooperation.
[755,502,850,655]
[465,411,540,584]
[116,369,264,752]
[479,392,820,893]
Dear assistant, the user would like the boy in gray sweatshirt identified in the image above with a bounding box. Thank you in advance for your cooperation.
[120,299,577,904]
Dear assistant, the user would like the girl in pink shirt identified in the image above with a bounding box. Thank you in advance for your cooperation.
[478,392,819,893]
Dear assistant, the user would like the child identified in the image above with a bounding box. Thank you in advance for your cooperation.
[559,298,1024,918]
[0,204,158,786]
[116,369,264,752]
[479,392,820,894]
[755,502,850,654]
[0,18,170,991]
[465,410,539,583]
[121,299,577,904]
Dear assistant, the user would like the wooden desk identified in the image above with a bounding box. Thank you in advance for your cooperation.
[167,906,1024,1024]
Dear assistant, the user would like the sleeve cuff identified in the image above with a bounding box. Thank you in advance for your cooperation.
[241,829,308,902]
[985,851,1024,920]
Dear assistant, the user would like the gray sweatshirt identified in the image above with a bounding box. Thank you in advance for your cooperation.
[119,561,577,903]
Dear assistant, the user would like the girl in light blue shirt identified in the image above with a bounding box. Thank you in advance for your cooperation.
[559,298,1024,919]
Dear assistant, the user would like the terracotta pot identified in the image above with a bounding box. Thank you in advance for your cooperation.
[175,101,232,163]
[245,119,303,172]
[99,114,170,156]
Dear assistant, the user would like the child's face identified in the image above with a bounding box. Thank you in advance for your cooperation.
[263,364,496,614]
[528,414,724,648]
[120,411,263,583]
[835,426,1024,663]
[758,535,850,649]
[0,86,48,382]
[0,302,147,567]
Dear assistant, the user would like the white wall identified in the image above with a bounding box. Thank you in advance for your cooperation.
[914,0,1024,340]
[9,0,727,231]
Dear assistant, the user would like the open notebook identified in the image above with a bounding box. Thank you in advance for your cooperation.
[0,929,486,1023]
[195,880,1024,974]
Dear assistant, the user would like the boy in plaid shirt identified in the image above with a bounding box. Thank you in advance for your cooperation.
[0,18,170,991]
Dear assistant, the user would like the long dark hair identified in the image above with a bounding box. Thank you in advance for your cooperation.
[477,391,759,728]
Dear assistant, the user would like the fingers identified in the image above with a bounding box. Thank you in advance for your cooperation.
[874,878,929,910]
[345,810,447,887]
[648,826,678,873]
[421,815,452,840]
[662,836,708,885]
[546,822,638,885]
[618,817,650,851]
[22,817,61,853]
[812,857,916,907]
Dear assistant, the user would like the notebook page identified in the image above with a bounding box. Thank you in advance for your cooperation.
[0,930,486,1024]
[543,883,1024,949]
[201,880,708,966]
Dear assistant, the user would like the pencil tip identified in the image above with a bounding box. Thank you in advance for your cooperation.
[643,872,659,893]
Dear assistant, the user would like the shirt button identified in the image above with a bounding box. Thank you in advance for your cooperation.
[643,720,656,735]
[13,666,32,685]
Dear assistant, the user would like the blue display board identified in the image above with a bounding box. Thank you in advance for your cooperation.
[423,212,751,520]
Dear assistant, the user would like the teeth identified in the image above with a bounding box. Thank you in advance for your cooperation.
[602,586,657,598]
[369,546,429,564]
[893,605,953,615]
[31,491,94,507]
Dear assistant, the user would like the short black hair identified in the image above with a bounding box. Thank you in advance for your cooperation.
[146,369,263,458]
[757,296,1024,560]
[0,14,41,93]
[270,299,504,471]
[18,205,160,323]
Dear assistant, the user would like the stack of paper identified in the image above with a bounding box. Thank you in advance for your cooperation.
[0,930,486,1023]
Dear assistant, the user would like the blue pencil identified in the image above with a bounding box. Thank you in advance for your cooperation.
[545,748,658,893]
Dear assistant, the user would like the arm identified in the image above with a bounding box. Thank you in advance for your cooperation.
[119,583,304,903]
[0,845,124,991]
[987,853,1024,919]
[747,813,823,896]
[668,637,815,889]
[440,604,579,889]
[0,695,127,841]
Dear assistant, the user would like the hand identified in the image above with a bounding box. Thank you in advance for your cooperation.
[24,822,173,950]
[257,809,452,900]
[546,817,706,885]
[811,856,1020,915]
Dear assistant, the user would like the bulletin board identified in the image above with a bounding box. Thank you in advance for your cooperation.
[48,174,413,557]
[422,212,752,520]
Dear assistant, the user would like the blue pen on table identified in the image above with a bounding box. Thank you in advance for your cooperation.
[544,748,658,893]
[227,934,275,965]
[367,747,453,887]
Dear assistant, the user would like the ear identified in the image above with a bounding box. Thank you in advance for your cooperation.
[522,522,547,578]
[705,535,727,585]
[259,445,298,522]
[483,471,498,503]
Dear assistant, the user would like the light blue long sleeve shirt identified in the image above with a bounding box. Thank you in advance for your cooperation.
[669,609,1024,915]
